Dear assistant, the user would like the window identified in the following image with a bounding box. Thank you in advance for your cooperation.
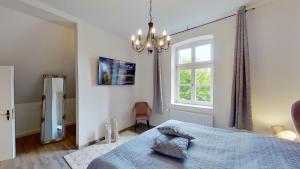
[175,39,213,106]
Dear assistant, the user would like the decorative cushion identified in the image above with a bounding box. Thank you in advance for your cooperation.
[152,135,189,159]
[157,126,195,141]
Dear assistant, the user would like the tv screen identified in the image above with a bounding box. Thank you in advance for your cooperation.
[98,57,136,85]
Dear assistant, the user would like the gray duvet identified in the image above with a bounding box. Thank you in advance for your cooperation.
[87,120,300,169]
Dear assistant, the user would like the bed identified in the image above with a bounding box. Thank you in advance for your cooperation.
[87,120,300,169]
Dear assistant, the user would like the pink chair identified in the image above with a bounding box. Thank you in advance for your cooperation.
[132,102,152,131]
[291,100,300,137]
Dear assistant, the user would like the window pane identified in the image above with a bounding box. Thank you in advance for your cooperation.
[179,86,192,101]
[178,48,191,64]
[196,86,211,102]
[179,69,191,84]
[196,44,211,62]
[195,68,211,85]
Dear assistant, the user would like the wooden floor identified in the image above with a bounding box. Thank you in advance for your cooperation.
[0,125,76,169]
[129,122,154,134]
[0,123,151,169]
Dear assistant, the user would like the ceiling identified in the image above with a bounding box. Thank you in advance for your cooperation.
[35,0,255,39]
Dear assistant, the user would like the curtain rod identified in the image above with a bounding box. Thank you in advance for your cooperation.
[170,8,256,37]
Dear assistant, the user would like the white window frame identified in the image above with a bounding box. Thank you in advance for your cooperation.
[175,39,214,107]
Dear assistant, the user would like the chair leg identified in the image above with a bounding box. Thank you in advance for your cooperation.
[147,120,150,129]
[135,120,137,131]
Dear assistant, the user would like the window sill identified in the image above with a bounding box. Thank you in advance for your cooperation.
[170,103,213,115]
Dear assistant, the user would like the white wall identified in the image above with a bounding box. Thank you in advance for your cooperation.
[1,0,138,147]
[248,0,300,134]
[76,23,135,147]
[135,17,236,129]
[0,6,76,103]
[136,0,300,135]
[0,6,76,137]
[15,98,76,138]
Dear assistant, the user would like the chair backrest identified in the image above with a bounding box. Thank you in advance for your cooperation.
[133,102,151,116]
[291,100,300,136]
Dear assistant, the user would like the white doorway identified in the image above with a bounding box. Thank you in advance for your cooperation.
[0,66,15,161]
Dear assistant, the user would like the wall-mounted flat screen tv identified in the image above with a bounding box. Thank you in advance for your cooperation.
[98,57,136,85]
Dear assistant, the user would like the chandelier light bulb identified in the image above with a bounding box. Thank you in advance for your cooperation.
[138,29,142,35]
[163,30,167,36]
[131,35,135,41]
[159,40,164,46]
[135,40,140,45]
[166,35,171,41]
[151,27,156,34]
[147,42,151,48]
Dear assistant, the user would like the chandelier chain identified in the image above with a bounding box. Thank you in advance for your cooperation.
[149,0,153,22]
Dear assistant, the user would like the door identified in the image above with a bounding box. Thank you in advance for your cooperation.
[0,66,15,161]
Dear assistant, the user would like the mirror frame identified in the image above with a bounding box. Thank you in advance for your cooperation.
[41,74,66,144]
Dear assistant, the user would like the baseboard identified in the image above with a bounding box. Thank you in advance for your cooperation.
[75,125,135,149]
[16,129,40,138]
[16,122,76,138]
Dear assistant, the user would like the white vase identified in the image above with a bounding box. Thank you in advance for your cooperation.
[105,123,112,144]
[112,118,119,142]
[113,129,119,142]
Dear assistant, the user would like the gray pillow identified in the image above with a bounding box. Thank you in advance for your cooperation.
[152,135,189,159]
[157,126,195,141]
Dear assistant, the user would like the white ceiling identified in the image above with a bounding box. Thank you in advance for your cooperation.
[36,0,254,39]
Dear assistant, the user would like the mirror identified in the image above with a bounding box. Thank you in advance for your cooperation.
[41,75,66,144]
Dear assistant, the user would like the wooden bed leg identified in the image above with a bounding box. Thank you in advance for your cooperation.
[135,120,137,131]
[147,120,150,129]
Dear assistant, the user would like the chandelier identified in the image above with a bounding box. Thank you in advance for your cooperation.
[131,0,171,54]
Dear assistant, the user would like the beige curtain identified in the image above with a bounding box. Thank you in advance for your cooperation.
[153,48,164,114]
[229,6,253,130]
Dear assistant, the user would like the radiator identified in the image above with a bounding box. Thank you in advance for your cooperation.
[170,109,213,127]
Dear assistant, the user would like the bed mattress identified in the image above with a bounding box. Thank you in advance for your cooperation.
[88,120,300,169]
